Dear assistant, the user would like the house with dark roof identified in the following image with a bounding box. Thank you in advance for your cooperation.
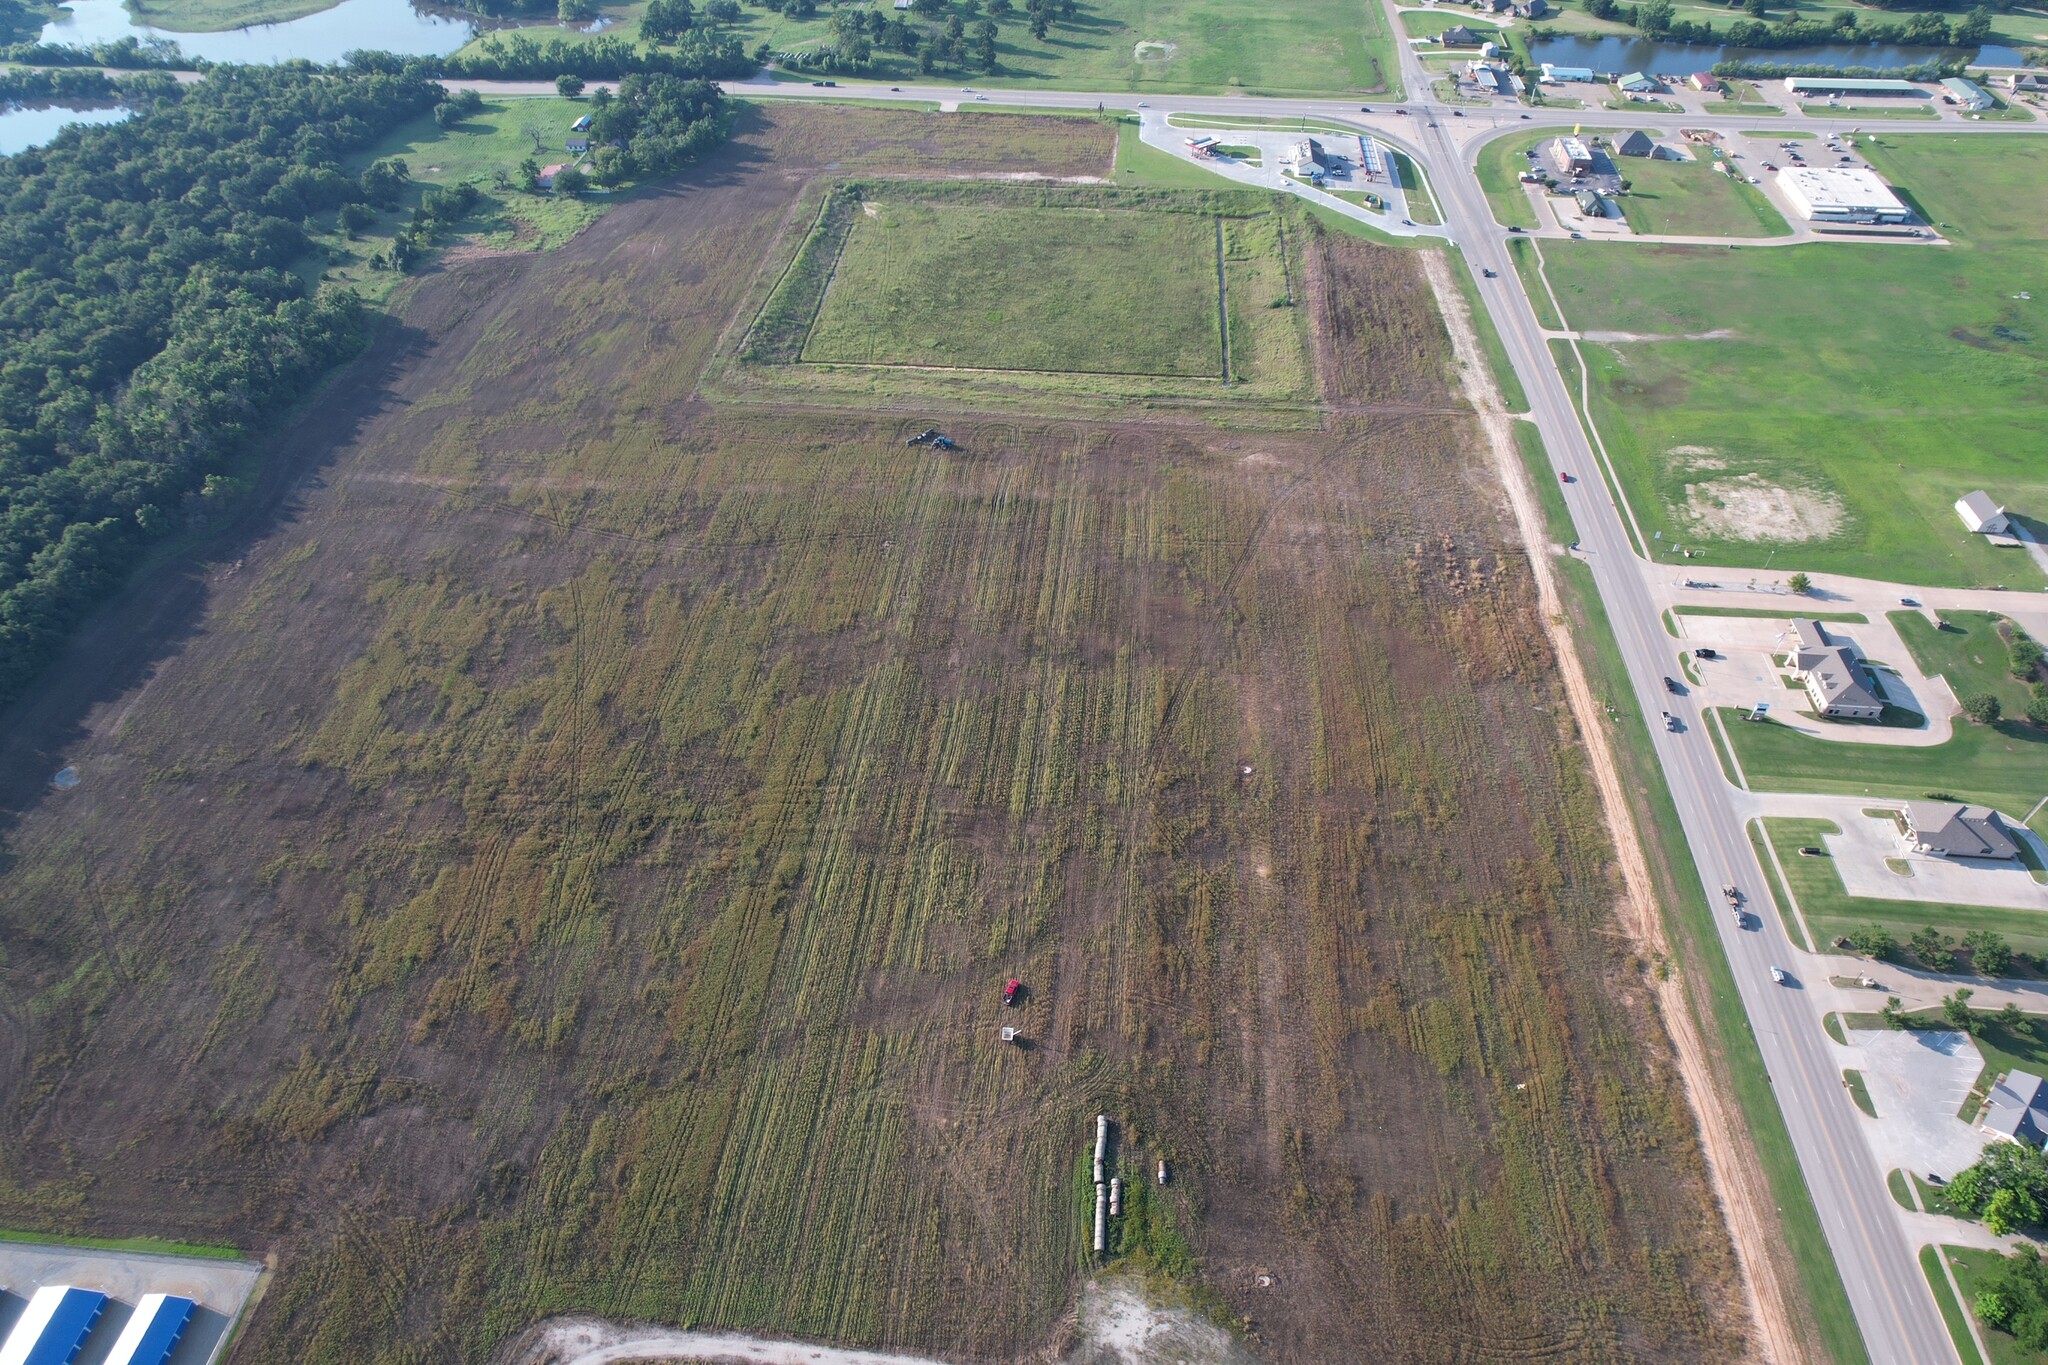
[1516,0,1550,16]
[1615,130,1655,158]
[1782,618,1883,719]
[1981,1070,2048,1145]
[1440,25,1485,46]
[1906,802,2021,861]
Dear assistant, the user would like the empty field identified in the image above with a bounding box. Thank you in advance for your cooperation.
[0,104,1746,1364]
[1534,134,2048,587]
[804,201,1221,375]
[1612,155,1791,238]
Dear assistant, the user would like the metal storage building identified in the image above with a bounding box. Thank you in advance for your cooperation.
[1785,76,1923,98]
[1940,76,1993,111]
[1777,167,1911,224]
[0,1286,108,1365]
[102,1294,196,1365]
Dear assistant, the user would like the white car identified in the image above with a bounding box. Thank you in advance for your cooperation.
[1770,966,1787,985]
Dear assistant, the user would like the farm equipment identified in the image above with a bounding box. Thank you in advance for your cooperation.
[1004,978,1021,1007]
[932,434,956,450]
[905,428,958,451]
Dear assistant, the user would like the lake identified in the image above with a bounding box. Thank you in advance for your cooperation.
[0,101,133,154]
[1529,34,2032,75]
[38,0,482,63]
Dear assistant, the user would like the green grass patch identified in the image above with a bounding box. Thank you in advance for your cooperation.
[1508,236,1561,331]
[0,1227,247,1260]
[1114,119,1237,189]
[1611,154,1792,238]
[1675,605,1866,623]
[1529,133,2048,588]
[1516,420,1576,545]
[803,198,1227,376]
[1165,112,1363,137]
[1826,1011,1848,1045]
[1801,102,1941,119]
[1389,150,1440,226]
[1759,816,2048,958]
[1892,610,2037,721]
[122,0,336,29]
[1747,818,1807,947]
[1888,1167,1915,1209]
[710,0,1400,97]
[1844,1068,1876,1116]
[1554,553,1870,1364]
[1727,713,2048,839]
[1924,1244,1992,1365]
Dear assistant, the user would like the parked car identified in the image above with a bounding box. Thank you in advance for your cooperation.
[1693,647,1716,659]
[1507,225,1524,234]
[1900,596,1919,606]
[1798,846,1825,857]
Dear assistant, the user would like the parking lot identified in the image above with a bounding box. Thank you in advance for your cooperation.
[0,1242,262,1365]
[1847,1027,1992,1181]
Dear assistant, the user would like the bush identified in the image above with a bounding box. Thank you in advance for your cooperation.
[1946,1142,2048,1225]
[1787,571,1811,594]
[1963,692,2002,725]
[1912,926,1957,973]
[556,72,587,97]
[1848,925,1899,961]
[1966,929,2014,978]
[2013,637,2044,680]
[2029,694,2048,729]
[1975,1246,2048,1350]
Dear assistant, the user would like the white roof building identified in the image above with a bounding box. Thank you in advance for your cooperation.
[1777,167,1911,224]
[1955,490,2009,534]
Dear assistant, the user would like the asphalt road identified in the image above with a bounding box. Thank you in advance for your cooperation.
[471,55,1983,1361]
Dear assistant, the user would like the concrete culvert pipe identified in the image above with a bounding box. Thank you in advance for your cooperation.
[1093,1183,1108,1252]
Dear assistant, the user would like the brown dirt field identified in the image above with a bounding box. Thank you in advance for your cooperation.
[0,105,1750,1364]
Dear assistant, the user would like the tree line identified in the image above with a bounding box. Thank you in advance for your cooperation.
[0,67,445,707]
[1566,0,1995,49]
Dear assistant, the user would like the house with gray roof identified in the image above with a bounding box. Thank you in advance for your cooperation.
[1906,801,2021,861]
[1954,489,2009,534]
[1781,618,1883,718]
[1615,130,1655,158]
[1981,1070,2048,1145]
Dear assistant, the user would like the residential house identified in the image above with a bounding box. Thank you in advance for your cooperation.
[1954,489,2009,534]
[1516,0,1550,16]
[566,135,592,153]
[1782,618,1884,719]
[1981,1071,2048,1145]
[1440,25,1485,46]
[537,163,567,189]
[1905,801,2021,861]
[1615,129,1655,157]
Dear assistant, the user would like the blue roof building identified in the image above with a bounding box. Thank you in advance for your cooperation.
[0,1286,108,1365]
[102,1294,196,1365]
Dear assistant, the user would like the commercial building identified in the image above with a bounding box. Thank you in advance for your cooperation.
[1905,801,2021,861]
[1777,166,1911,224]
[1783,618,1884,719]
[0,1285,108,1365]
[1465,62,1523,97]
[1547,135,1593,176]
[1617,71,1659,93]
[1955,489,2010,534]
[102,1294,196,1365]
[1940,76,1993,111]
[2008,72,2048,94]
[1785,76,1924,99]
[1982,1071,2048,1145]
[1689,72,1721,92]
[1541,63,1595,83]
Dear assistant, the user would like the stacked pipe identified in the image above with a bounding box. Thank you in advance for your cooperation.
[1092,1114,1111,1253]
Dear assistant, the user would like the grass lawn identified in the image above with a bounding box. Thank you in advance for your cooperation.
[1799,102,1941,119]
[1400,9,1502,37]
[1844,1067,1876,1115]
[1759,816,2048,957]
[713,0,1398,96]
[1533,134,2048,588]
[1892,610,2037,720]
[1114,118,1238,189]
[1726,710,2048,823]
[1389,149,1440,224]
[1612,154,1791,238]
[1166,112,1363,136]
[0,1227,246,1260]
[124,0,337,29]
[1946,1245,2048,1365]
[806,200,1222,375]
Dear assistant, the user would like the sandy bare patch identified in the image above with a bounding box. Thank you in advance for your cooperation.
[1683,474,1844,542]
[1581,328,1737,343]
[1133,40,1178,62]
[1074,1279,1248,1365]
[1667,445,1725,472]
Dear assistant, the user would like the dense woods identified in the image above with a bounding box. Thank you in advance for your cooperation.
[0,68,442,706]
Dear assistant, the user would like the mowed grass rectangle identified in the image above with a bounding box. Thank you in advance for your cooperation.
[1613,155,1791,238]
[801,202,1222,376]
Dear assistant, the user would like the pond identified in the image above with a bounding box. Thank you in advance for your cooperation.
[38,0,482,63]
[1529,34,2031,75]
[0,101,133,155]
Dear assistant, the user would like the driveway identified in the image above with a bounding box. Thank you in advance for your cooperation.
[1846,1027,1990,1181]
[1739,792,2048,913]
[1673,611,1952,746]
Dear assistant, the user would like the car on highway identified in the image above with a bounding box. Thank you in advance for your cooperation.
[1452,110,1464,117]
[1663,712,1679,731]
[1663,676,1680,693]
[1569,231,1583,239]
[1395,107,1409,115]
[1360,105,1372,112]
[975,94,988,100]
[1520,113,1531,119]
[1482,268,1496,277]
[1770,966,1788,985]
[1558,471,1572,483]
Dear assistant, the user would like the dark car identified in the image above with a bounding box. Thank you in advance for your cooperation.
[1361,105,1373,112]
[1798,846,1825,857]
[1693,647,1716,659]
[1663,676,1680,693]
[1507,225,1524,233]
[1482,268,1496,277]
[1452,109,1464,117]
[1520,113,1531,119]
